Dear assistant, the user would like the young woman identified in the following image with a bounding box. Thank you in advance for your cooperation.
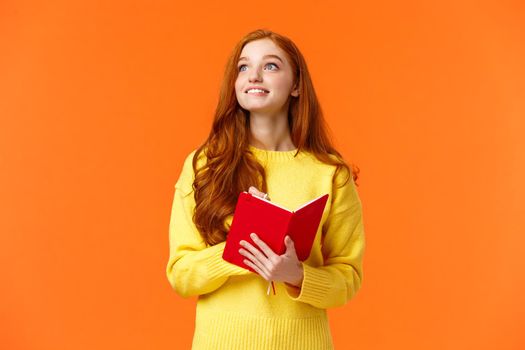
[166,29,366,349]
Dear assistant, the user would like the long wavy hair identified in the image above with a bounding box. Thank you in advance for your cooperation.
[190,29,360,246]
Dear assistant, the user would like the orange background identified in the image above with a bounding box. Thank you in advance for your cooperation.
[1,1,524,349]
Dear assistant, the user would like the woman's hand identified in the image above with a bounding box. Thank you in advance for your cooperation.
[239,187,304,287]
[240,233,304,287]
[248,186,270,201]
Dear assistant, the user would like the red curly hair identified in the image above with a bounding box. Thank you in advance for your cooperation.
[190,29,360,246]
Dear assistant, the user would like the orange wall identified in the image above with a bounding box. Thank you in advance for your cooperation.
[1,1,524,349]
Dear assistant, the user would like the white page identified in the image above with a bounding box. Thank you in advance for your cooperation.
[295,193,328,211]
[244,191,326,212]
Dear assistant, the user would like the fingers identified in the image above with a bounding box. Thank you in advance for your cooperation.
[240,236,272,262]
[249,233,278,260]
[240,235,302,284]
[239,246,271,277]
[248,186,270,201]
[248,186,265,197]
[242,258,270,281]
[239,233,280,278]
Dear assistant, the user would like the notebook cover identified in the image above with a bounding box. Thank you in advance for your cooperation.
[222,191,329,273]
[288,193,329,261]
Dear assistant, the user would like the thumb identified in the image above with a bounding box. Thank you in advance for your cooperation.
[285,235,296,252]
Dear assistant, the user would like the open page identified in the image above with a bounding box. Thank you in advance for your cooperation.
[245,191,329,213]
[294,193,330,212]
[242,191,292,212]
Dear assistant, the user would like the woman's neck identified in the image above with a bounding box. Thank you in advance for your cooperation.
[248,111,295,151]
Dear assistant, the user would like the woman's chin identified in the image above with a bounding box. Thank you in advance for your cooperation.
[241,103,286,115]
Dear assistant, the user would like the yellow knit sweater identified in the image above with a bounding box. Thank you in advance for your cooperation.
[166,145,366,350]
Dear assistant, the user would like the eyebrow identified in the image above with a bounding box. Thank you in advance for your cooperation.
[238,54,284,63]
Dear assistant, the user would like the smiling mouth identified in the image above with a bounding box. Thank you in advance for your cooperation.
[245,88,270,94]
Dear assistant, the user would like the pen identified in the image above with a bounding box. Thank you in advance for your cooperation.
[266,281,276,295]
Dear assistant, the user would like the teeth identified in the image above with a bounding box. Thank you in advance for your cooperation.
[247,89,269,94]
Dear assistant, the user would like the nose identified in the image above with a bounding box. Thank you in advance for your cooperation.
[248,66,262,82]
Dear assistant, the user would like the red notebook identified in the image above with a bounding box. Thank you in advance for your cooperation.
[222,191,329,273]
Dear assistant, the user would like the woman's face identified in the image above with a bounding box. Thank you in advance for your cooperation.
[235,38,298,115]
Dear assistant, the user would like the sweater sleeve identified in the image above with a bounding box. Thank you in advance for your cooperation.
[166,150,251,298]
[284,166,366,308]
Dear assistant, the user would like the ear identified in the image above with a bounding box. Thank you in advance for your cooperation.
[290,81,299,97]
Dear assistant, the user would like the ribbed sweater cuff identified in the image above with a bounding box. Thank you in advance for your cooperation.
[285,263,332,305]
[206,241,252,278]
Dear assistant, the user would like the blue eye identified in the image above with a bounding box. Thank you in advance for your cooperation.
[238,62,279,72]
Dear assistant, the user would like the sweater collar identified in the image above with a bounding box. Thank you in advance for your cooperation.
[248,144,308,162]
